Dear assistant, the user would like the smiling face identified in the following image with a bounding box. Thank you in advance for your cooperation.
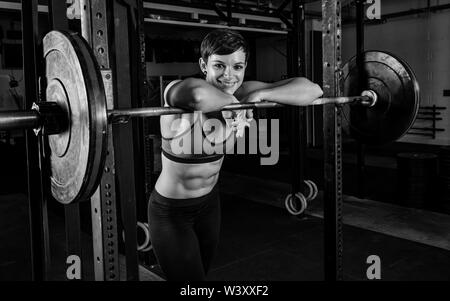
[199,49,247,95]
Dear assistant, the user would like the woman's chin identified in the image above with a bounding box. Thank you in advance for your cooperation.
[222,86,239,95]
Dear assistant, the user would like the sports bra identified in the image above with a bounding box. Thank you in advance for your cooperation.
[160,80,235,164]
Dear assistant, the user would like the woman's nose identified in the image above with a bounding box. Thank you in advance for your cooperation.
[223,67,231,77]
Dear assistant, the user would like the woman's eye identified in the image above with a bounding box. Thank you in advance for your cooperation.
[234,65,243,70]
[214,64,224,69]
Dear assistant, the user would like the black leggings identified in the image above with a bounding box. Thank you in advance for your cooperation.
[147,185,221,281]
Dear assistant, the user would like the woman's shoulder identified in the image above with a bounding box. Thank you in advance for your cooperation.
[163,79,183,107]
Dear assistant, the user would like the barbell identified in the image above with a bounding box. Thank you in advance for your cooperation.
[0,30,420,204]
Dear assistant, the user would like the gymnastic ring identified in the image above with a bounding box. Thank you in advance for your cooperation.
[141,222,153,252]
[287,193,307,215]
[289,193,308,215]
[121,221,150,251]
[303,180,314,201]
[305,180,318,201]
[284,192,307,216]
[284,193,297,215]
[137,221,151,251]
[309,180,318,200]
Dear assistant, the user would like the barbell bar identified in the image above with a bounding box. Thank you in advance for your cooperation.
[0,30,419,205]
[0,92,376,131]
[0,110,41,131]
[108,92,376,124]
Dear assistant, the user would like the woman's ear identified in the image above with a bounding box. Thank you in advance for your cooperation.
[199,58,207,74]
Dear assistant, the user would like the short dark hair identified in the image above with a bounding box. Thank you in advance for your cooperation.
[200,29,249,63]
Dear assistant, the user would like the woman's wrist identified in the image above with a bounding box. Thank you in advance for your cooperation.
[228,94,240,104]
[242,89,268,103]
[255,89,271,102]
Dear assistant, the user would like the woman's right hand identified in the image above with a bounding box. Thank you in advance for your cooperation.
[222,97,253,122]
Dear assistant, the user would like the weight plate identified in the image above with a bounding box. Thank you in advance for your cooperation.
[43,30,108,204]
[343,51,420,145]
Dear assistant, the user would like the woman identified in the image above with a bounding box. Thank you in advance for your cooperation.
[148,29,323,281]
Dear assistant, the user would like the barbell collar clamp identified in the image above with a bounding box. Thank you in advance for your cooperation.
[360,90,378,107]
[31,102,68,136]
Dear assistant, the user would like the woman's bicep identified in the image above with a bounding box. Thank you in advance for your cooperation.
[165,78,207,108]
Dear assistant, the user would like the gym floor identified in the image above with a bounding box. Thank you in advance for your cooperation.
[211,192,450,281]
[1,187,450,281]
[1,140,450,281]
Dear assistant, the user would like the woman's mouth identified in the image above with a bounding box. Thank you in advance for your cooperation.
[218,80,236,87]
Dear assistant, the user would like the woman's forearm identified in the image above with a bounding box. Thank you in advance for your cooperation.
[257,77,323,106]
